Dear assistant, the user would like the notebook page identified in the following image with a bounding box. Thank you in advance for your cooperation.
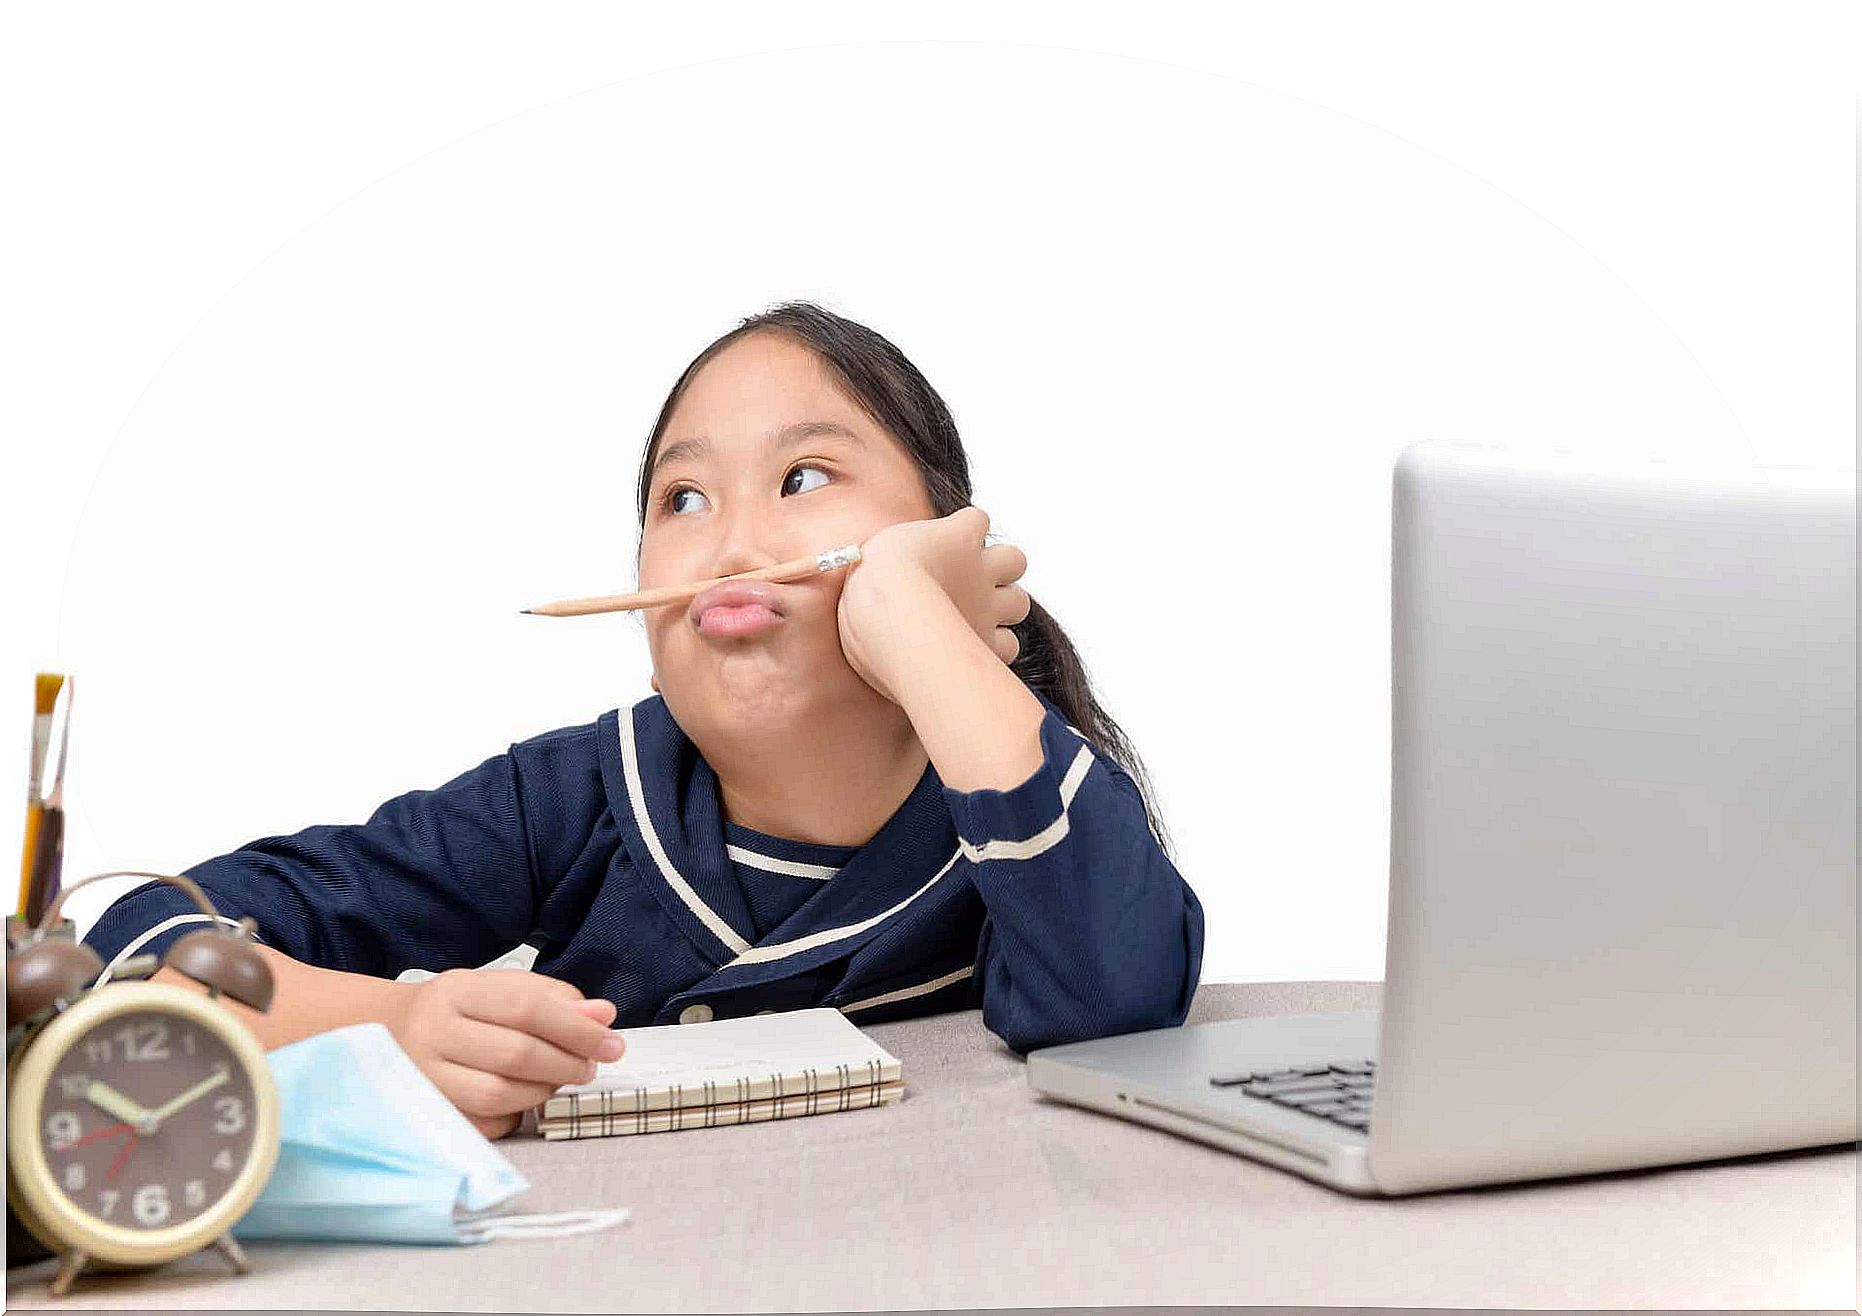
[552,1007,902,1098]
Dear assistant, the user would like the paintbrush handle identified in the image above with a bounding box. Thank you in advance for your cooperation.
[524,544,863,617]
[23,806,62,927]
[17,801,42,919]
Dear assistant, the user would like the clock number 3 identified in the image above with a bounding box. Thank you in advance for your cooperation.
[212,1095,246,1134]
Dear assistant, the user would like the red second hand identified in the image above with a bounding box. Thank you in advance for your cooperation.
[104,1132,141,1185]
[61,1121,132,1151]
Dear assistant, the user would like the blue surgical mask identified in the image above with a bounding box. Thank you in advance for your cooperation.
[233,1022,629,1245]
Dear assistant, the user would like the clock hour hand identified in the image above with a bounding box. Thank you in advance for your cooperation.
[146,1067,230,1126]
[83,1080,154,1133]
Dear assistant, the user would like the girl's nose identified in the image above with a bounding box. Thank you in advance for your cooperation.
[706,507,782,579]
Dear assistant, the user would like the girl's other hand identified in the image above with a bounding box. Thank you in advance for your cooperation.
[389,969,624,1140]
[837,506,1032,703]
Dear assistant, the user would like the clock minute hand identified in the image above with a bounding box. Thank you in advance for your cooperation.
[146,1068,230,1126]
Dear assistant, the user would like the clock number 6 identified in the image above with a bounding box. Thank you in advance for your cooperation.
[131,1183,170,1226]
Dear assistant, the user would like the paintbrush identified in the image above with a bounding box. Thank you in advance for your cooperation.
[521,544,863,618]
[18,673,72,924]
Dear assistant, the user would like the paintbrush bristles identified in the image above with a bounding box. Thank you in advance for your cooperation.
[522,544,863,618]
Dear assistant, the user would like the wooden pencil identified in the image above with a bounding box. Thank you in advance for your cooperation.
[522,544,863,618]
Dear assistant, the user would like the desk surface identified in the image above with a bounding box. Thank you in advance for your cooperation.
[8,981,1856,1310]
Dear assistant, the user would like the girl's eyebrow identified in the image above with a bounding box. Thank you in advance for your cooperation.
[650,420,866,480]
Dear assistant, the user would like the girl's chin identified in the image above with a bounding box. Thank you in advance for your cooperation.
[680,682,814,735]
[664,655,871,718]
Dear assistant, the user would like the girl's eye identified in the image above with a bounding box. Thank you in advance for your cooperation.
[782,465,830,497]
[662,465,823,517]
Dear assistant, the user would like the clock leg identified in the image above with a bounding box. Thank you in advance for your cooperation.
[212,1232,251,1274]
[48,1248,87,1298]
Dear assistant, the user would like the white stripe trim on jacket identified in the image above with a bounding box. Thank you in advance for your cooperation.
[730,737,1099,967]
[725,845,838,881]
[839,963,975,1014]
[957,742,1096,865]
[727,845,965,967]
[620,710,752,956]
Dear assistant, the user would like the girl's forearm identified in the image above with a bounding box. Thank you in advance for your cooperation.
[878,575,1047,793]
[148,943,416,1050]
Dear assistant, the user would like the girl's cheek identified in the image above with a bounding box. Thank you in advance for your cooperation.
[641,613,681,661]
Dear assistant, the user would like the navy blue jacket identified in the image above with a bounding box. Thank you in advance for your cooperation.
[82,693,1204,1053]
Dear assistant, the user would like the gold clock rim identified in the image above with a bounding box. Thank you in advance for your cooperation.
[6,981,281,1266]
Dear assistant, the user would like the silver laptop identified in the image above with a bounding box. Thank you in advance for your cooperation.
[1029,440,1858,1195]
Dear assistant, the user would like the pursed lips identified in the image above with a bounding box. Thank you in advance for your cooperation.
[687,580,786,639]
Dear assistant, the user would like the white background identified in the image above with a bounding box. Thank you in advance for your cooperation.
[1,2,1853,984]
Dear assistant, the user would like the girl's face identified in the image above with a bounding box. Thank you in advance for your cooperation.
[639,332,935,733]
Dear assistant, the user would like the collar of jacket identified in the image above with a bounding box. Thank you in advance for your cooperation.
[594,695,968,1001]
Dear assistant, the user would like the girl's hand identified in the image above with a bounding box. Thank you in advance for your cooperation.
[837,506,1032,705]
[389,969,625,1140]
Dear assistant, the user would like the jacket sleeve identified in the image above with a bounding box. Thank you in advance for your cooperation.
[943,701,1205,1054]
[80,740,570,981]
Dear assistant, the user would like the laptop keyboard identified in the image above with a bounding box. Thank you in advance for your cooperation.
[1209,1060,1375,1132]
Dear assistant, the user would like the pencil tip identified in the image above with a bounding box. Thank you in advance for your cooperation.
[519,609,535,615]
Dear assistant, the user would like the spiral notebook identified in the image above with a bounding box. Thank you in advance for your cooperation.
[537,1007,905,1140]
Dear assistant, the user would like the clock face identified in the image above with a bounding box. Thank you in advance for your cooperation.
[36,1008,261,1232]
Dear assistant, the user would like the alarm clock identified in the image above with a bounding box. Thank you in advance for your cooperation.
[5,871,279,1299]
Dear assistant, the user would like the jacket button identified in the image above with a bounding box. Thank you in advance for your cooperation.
[679,1003,714,1025]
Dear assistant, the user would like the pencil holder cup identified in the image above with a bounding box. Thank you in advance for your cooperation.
[4,914,75,953]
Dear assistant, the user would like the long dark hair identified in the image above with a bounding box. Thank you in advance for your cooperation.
[633,300,1172,857]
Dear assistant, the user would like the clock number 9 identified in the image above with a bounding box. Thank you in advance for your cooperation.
[45,1110,81,1151]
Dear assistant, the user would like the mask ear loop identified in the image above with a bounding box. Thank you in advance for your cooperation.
[455,1207,632,1243]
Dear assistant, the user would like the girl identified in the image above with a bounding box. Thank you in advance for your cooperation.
[82,302,1205,1139]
